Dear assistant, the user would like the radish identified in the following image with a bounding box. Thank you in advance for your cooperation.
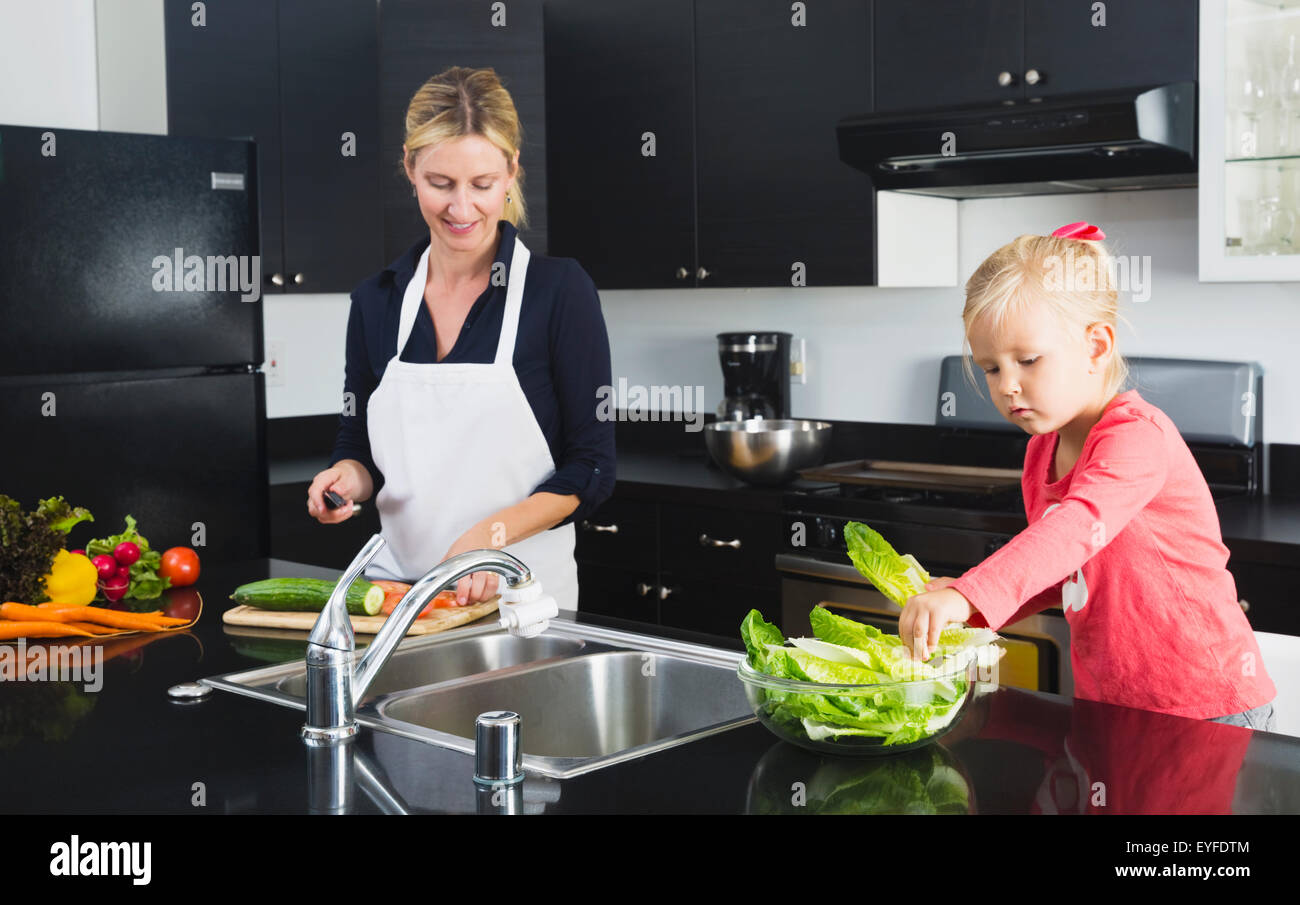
[92,554,118,580]
[114,541,141,566]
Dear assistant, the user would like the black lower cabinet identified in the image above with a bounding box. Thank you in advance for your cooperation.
[576,563,661,623]
[657,572,779,638]
[1228,560,1300,635]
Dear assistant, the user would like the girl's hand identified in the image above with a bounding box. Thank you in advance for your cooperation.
[441,526,503,606]
[306,460,372,524]
[898,586,975,660]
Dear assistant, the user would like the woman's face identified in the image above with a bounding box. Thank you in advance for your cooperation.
[404,135,519,255]
[966,302,1110,437]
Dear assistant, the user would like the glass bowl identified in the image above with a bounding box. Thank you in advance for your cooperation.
[736,655,976,757]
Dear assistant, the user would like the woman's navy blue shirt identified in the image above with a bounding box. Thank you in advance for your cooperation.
[330,219,616,527]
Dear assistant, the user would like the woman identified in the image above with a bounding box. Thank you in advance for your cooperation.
[307,67,615,611]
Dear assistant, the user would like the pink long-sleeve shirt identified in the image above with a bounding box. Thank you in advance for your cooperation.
[950,390,1276,720]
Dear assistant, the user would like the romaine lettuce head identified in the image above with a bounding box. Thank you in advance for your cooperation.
[844,521,931,607]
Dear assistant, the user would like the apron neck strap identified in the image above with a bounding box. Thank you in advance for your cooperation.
[394,236,530,366]
[494,235,530,366]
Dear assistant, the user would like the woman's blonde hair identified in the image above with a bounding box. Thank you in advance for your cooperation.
[962,233,1129,398]
[401,66,528,230]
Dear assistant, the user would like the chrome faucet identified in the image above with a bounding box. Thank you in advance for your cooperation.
[301,534,543,744]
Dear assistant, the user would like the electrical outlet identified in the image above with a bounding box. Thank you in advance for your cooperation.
[790,337,808,385]
[266,341,285,387]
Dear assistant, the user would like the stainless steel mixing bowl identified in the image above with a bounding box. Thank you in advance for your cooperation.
[703,419,832,485]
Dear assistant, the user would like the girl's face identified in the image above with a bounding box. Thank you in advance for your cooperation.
[404,135,519,255]
[967,301,1111,437]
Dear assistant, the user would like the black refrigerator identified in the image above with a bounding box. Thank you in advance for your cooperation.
[0,124,269,561]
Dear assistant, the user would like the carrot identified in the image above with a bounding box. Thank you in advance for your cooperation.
[36,602,194,627]
[2,602,69,622]
[63,621,125,635]
[0,622,95,640]
[9,606,163,632]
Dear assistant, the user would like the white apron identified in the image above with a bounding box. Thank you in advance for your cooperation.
[363,234,579,611]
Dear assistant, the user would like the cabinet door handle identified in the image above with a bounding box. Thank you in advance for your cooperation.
[658,585,674,600]
[269,273,285,286]
[699,533,741,549]
[1025,68,1042,86]
[676,266,690,280]
[696,266,711,280]
[293,273,305,285]
[1239,598,1251,612]
[997,70,1016,87]
[636,582,654,596]
[581,520,619,534]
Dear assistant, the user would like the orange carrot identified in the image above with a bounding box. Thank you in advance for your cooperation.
[36,602,194,627]
[63,621,125,635]
[8,606,163,632]
[0,622,95,640]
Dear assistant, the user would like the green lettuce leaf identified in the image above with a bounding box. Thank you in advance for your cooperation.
[844,521,931,607]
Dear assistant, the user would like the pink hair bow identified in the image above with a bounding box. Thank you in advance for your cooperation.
[1051,221,1106,240]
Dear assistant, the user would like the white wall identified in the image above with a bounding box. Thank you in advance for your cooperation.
[8,2,1300,443]
[0,0,100,129]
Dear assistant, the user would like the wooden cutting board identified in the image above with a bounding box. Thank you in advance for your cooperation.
[221,596,499,635]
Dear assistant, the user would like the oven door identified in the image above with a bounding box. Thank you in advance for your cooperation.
[777,554,1072,697]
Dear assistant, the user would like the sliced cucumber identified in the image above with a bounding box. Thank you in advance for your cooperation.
[229,578,384,616]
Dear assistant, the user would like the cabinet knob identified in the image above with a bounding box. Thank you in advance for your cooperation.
[269,273,285,287]
[658,585,674,600]
[293,273,305,285]
[696,266,711,280]
[676,267,690,280]
[1239,598,1251,612]
[636,582,654,597]
[699,533,741,550]
[1025,68,1042,86]
[997,71,1016,87]
[581,520,619,534]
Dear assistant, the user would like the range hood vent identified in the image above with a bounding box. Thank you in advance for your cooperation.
[837,82,1196,198]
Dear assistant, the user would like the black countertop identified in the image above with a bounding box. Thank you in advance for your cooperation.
[2,556,1297,815]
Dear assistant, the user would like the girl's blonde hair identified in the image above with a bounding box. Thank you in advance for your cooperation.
[962,233,1129,397]
[401,66,528,230]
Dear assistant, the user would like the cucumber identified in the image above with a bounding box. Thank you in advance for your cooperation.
[229,578,384,616]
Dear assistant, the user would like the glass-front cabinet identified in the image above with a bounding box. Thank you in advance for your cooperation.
[1201,0,1300,280]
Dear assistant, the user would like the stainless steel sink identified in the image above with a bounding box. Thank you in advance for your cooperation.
[202,619,754,778]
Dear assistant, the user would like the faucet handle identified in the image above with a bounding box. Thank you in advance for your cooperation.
[498,580,557,638]
[308,533,387,651]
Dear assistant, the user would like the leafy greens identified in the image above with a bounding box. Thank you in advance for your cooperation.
[843,521,931,607]
[740,607,999,747]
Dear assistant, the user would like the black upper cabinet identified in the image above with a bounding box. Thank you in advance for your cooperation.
[546,0,874,288]
[875,0,1197,113]
[379,0,549,263]
[544,0,696,289]
[874,0,1023,112]
[164,0,283,278]
[1022,0,1197,98]
[165,0,383,294]
[695,0,874,287]
[277,0,382,292]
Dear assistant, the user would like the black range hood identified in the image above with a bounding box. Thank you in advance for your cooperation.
[837,82,1196,199]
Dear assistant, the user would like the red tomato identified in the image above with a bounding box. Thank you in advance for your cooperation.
[160,547,200,586]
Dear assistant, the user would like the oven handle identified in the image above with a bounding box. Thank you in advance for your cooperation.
[776,553,886,587]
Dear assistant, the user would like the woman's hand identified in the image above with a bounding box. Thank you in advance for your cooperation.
[898,582,975,661]
[306,460,373,524]
[441,526,502,606]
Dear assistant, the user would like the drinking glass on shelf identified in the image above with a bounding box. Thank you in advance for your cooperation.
[1282,33,1300,155]
[1230,63,1263,157]
[1257,196,1295,255]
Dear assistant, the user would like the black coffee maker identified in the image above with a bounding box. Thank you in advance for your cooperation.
[716,332,792,421]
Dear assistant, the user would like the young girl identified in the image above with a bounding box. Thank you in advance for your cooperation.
[900,221,1277,730]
